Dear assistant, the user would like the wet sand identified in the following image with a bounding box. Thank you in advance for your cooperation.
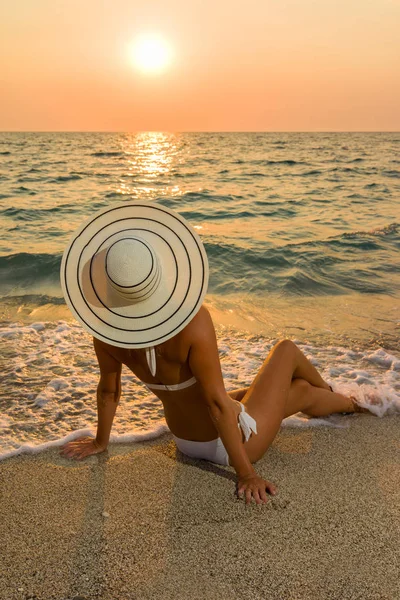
[1,416,399,600]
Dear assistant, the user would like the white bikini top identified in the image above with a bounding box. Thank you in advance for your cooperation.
[143,346,197,392]
[143,350,257,441]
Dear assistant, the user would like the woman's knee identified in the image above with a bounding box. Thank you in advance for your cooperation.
[268,339,298,364]
[273,339,296,353]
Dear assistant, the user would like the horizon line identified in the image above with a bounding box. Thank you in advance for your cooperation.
[1,130,399,134]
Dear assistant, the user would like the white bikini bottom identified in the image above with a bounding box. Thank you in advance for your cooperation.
[172,402,258,466]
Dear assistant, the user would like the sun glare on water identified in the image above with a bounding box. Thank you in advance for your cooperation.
[130,34,173,75]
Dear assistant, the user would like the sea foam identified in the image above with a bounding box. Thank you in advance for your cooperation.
[0,321,399,461]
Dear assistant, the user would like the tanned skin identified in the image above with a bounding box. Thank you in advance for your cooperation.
[61,305,363,504]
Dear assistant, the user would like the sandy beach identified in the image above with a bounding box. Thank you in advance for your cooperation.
[1,415,399,600]
[2,0,400,595]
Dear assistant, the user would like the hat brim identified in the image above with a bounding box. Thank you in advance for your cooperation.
[60,201,209,348]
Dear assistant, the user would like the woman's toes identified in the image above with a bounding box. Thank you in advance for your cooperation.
[350,396,371,414]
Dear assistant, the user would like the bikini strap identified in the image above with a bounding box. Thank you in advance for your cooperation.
[235,400,246,413]
[236,401,257,442]
[146,346,157,377]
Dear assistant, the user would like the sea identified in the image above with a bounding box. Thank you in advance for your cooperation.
[1,131,399,461]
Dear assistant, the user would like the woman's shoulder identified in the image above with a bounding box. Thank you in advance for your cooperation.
[182,304,215,342]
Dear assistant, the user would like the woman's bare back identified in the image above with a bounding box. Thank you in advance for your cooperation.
[100,305,239,441]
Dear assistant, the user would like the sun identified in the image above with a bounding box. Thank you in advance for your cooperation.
[130,34,173,75]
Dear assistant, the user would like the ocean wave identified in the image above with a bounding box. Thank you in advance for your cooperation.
[1,217,398,300]
[340,222,399,238]
[0,293,65,306]
[205,241,292,277]
[174,172,200,178]
[329,167,357,173]
[91,151,124,157]
[180,191,232,202]
[17,176,45,183]
[0,253,62,295]
[240,172,266,177]
[1,204,78,221]
[280,269,330,294]
[184,209,256,220]
[1,132,399,305]
[105,191,132,198]
[48,174,83,182]
[13,186,37,195]
[0,320,398,461]
[251,159,305,166]
[296,169,323,176]
[280,223,399,258]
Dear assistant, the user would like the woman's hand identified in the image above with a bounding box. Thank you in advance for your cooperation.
[60,436,107,460]
[237,473,277,505]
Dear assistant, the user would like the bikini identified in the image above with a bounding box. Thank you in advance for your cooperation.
[142,346,258,466]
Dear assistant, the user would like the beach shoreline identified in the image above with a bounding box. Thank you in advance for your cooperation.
[1,415,399,600]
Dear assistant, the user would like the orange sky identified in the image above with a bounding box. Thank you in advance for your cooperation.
[1,0,399,131]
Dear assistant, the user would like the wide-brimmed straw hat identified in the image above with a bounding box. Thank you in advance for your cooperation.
[60,201,209,348]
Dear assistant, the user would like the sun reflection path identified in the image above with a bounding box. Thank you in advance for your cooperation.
[114,132,185,200]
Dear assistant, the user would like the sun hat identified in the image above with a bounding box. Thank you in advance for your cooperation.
[60,201,209,348]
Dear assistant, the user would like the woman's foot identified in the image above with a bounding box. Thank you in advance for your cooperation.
[349,395,373,414]
[329,384,373,414]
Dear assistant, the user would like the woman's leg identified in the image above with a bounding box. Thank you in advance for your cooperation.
[235,339,356,462]
[228,388,248,402]
[229,380,355,417]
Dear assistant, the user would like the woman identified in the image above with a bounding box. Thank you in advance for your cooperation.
[60,201,368,504]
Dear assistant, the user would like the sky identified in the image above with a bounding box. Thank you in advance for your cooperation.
[1,0,399,131]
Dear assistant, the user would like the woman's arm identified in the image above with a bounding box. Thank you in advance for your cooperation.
[187,307,276,502]
[93,337,122,448]
[60,337,122,460]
